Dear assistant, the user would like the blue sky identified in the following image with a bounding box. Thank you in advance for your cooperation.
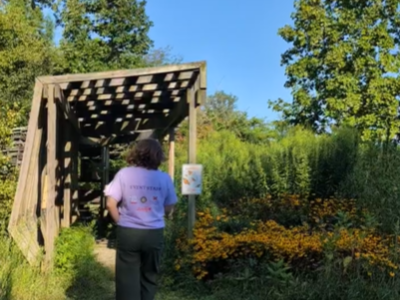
[146,0,295,121]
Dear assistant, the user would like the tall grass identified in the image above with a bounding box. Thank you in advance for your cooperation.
[0,226,114,300]
[0,237,65,300]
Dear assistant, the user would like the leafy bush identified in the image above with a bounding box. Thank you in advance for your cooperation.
[0,106,20,236]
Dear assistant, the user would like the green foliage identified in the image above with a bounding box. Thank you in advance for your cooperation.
[144,45,183,67]
[56,0,153,73]
[193,91,278,144]
[272,0,400,142]
[0,107,21,236]
[173,126,359,212]
[0,0,55,117]
[0,225,115,300]
[0,237,65,300]
[54,226,94,277]
[340,143,400,233]
[54,226,115,300]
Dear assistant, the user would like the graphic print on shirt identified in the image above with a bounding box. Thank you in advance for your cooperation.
[124,184,163,216]
[129,195,139,205]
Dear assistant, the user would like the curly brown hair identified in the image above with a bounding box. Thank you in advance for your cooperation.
[126,138,165,170]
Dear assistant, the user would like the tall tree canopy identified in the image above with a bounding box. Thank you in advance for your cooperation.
[0,0,55,118]
[271,0,400,141]
[56,0,153,73]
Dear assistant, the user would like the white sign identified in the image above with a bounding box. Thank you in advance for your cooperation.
[181,164,203,195]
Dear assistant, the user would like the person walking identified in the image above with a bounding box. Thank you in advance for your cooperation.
[105,138,177,300]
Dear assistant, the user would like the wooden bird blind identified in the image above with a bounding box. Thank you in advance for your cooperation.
[8,61,206,266]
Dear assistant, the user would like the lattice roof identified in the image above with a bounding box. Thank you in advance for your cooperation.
[38,61,206,146]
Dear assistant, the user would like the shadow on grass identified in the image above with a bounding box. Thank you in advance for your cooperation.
[65,257,115,300]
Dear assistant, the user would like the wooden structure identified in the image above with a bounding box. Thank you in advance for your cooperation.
[8,61,206,265]
[2,127,28,167]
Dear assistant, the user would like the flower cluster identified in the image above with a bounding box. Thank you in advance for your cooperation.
[175,195,400,280]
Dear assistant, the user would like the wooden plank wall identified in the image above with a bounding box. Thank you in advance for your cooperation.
[9,82,78,267]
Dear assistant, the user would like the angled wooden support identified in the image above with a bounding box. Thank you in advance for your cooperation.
[8,80,44,265]
[9,80,43,227]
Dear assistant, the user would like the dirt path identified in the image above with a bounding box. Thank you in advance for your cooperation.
[94,239,116,274]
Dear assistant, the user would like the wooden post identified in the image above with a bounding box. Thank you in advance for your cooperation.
[188,89,197,239]
[168,128,175,181]
[62,117,72,228]
[71,133,79,224]
[45,84,59,266]
[100,146,109,218]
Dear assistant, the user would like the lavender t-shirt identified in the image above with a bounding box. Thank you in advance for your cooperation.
[104,166,177,229]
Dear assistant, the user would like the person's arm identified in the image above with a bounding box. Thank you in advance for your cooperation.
[106,197,120,223]
[104,171,123,224]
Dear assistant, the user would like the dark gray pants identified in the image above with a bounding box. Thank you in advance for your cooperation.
[115,226,164,300]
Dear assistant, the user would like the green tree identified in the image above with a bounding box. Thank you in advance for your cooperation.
[271,0,400,142]
[143,45,183,67]
[176,91,279,144]
[0,0,55,120]
[202,91,278,143]
[56,0,153,73]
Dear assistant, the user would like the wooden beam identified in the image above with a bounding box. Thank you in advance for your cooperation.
[187,88,197,239]
[100,146,109,218]
[62,115,72,228]
[73,99,177,110]
[54,84,80,131]
[168,128,175,181]
[80,119,140,138]
[67,91,183,103]
[143,95,188,136]
[200,61,207,89]
[38,61,206,85]
[8,81,45,264]
[77,112,165,122]
[45,84,60,266]
[71,129,79,223]
[64,83,190,99]
[9,80,43,228]
[49,84,99,147]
